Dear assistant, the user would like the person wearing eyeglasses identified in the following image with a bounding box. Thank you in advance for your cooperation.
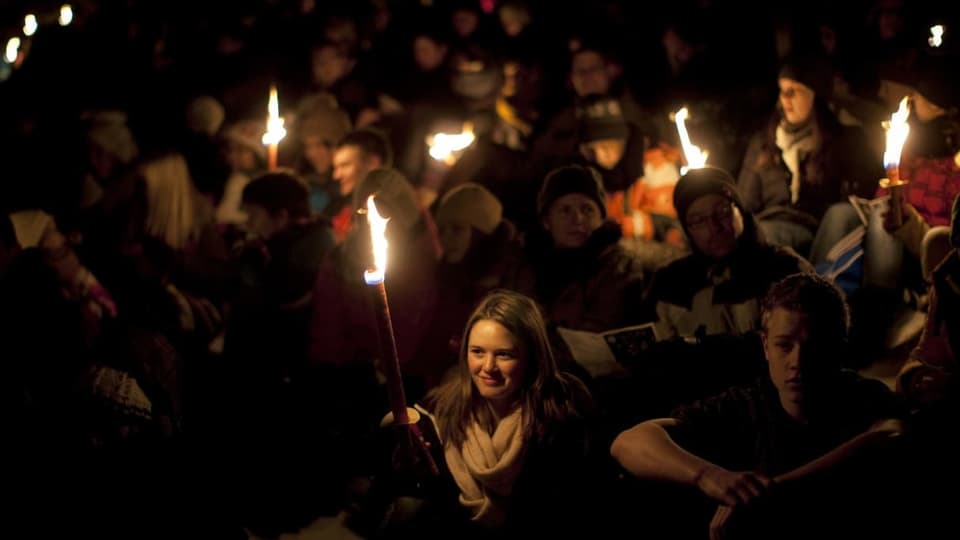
[643,168,813,340]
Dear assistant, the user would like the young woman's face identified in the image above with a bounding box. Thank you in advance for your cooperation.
[543,193,603,249]
[778,77,815,125]
[468,319,526,408]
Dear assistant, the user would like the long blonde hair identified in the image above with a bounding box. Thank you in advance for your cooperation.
[429,290,591,450]
[140,153,207,250]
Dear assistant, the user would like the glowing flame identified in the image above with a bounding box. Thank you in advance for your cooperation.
[364,195,390,285]
[59,5,73,26]
[673,107,708,175]
[24,15,38,36]
[883,96,911,170]
[261,85,287,146]
[5,37,21,64]
[427,123,475,165]
[929,25,944,48]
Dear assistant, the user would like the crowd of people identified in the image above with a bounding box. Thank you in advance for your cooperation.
[2,1,959,538]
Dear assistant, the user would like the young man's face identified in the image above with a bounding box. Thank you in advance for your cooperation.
[763,308,835,417]
[332,145,379,196]
[684,194,743,259]
[413,36,447,72]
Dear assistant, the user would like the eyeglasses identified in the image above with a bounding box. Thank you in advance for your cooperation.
[686,204,733,230]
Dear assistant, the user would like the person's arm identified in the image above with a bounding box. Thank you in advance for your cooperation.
[611,418,773,506]
[774,418,905,485]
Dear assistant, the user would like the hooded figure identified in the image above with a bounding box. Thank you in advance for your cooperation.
[644,167,814,339]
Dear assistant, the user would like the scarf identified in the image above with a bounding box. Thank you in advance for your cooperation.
[444,407,527,527]
[775,119,820,204]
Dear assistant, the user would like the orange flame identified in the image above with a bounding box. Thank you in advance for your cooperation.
[883,96,910,170]
[261,85,287,146]
[673,107,708,174]
[364,195,390,285]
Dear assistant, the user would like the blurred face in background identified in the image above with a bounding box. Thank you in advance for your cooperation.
[779,78,815,125]
[439,221,473,263]
[570,50,613,97]
[302,135,333,175]
[332,145,381,196]
[452,9,479,38]
[543,193,603,249]
[312,44,354,88]
[583,138,626,170]
[226,142,257,173]
[413,36,448,72]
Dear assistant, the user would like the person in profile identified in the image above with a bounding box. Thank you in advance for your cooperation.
[612,273,907,539]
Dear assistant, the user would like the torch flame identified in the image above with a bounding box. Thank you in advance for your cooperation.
[364,195,390,285]
[5,37,21,64]
[59,5,73,27]
[929,25,944,48]
[883,96,911,170]
[673,107,708,175]
[24,15,38,37]
[261,85,287,146]
[427,123,476,165]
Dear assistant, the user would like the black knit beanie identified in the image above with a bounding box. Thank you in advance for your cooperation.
[577,94,629,143]
[537,165,607,218]
[673,167,743,224]
[779,55,834,99]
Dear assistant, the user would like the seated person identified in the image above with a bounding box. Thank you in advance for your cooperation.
[644,167,813,340]
[427,290,597,535]
[737,56,880,254]
[613,273,907,539]
[510,165,645,332]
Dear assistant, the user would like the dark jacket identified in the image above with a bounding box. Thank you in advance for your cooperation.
[510,221,645,332]
[643,211,813,339]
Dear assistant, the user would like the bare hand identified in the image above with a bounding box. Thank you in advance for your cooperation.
[695,465,774,506]
[882,194,912,232]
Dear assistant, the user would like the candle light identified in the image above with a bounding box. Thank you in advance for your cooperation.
[879,96,911,227]
[261,85,286,171]
[672,107,708,175]
[5,37,21,64]
[929,25,944,48]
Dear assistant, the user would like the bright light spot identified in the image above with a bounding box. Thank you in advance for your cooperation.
[59,5,74,27]
[883,97,911,169]
[24,15,38,36]
[929,25,944,48]
[673,107,708,174]
[363,195,390,285]
[427,123,475,165]
[5,37,21,63]
[261,86,287,145]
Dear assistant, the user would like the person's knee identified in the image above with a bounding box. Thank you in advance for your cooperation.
[922,227,951,280]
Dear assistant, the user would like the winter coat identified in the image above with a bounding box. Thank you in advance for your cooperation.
[510,221,645,332]
[737,104,881,228]
[644,213,813,339]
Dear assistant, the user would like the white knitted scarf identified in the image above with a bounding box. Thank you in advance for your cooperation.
[775,120,820,204]
[444,407,527,527]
